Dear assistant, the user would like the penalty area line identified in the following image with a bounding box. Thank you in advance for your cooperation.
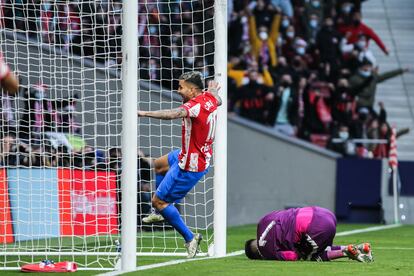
[99,224,402,275]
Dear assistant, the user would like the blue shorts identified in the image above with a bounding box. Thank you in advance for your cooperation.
[156,149,208,203]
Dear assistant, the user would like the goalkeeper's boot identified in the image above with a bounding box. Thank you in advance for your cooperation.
[357,243,371,254]
[345,244,373,263]
[357,243,374,262]
[142,209,164,224]
[185,233,202,259]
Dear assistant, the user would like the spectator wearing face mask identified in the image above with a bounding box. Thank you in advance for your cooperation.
[337,0,366,13]
[305,13,320,45]
[248,6,282,68]
[348,59,409,111]
[303,0,323,30]
[328,125,356,156]
[338,11,389,56]
[280,14,291,33]
[281,25,296,60]
[292,39,317,70]
[340,33,376,67]
[269,74,299,136]
[355,34,377,67]
[236,70,274,124]
[293,38,307,58]
[336,1,354,26]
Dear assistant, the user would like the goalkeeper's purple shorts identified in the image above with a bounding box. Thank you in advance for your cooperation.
[297,206,337,257]
[156,149,208,203]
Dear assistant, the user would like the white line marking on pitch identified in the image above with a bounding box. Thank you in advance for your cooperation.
[98,250,244,276]
[376,247,414,250]
[99,224,403,275]
[336,224,402,236]
[135,250,244,272]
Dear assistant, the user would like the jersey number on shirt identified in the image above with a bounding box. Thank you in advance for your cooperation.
[206,110,218,142]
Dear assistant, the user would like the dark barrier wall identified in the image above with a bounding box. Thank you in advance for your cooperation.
[336,158,382,223]
[396,161,414,196]
[337,158,414,224]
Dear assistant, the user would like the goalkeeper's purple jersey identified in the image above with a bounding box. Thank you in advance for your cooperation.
[256,208,298,260]
[256,206,337,261]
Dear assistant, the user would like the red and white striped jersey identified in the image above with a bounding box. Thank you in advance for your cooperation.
[178,92,218,172]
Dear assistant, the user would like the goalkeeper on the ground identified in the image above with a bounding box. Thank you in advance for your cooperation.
[245,206,373,262]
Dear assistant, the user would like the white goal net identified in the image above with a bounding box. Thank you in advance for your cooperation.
[136,0,216,257]
[0,0,122,270]
[0,0,223,270]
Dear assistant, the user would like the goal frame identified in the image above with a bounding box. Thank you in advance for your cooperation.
[119,0,227,271]
[120,0,138,271]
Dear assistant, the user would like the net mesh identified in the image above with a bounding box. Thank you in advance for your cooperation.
[0,0,122,270]
[0,0,216,269]
[137,0,215,256]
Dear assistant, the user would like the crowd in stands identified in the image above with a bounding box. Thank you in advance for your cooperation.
[138,0,215,89]
[1,0,410,163]
[228,0,410,158]
[0,83,152,176]
[2,0,122,66]
[1,83,88,167]
[2,0,215,89]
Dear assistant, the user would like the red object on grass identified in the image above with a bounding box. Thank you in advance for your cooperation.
[21,261,77,273]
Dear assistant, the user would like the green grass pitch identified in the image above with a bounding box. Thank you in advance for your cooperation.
[1,224,413,275]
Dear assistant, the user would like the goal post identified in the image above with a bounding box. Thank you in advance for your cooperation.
[213,0,228,258]
[121,0,137,271]
[0,0,124,271]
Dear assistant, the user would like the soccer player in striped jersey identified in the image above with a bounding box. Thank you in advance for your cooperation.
[245,206,373,262]
[138,71,221,258]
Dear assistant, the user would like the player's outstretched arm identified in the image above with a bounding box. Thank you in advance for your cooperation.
[138,107,188,120]
[207,80,222,106]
